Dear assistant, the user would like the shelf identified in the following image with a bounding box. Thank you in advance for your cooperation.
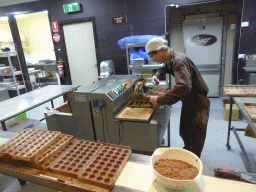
[27,63,56,67]
[0,71,22,76]
[8,85,26,90]
[129,64,164,70]
[28,70,41,74]
[126,43,146,48]
[0,50,27,96]
[0,51,17,56]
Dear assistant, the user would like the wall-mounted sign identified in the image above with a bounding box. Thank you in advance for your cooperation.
[52,21,58,32]
[63,3,81,13]
[112,16,126,24]
[186,34,217,47]
[53,33,60,42]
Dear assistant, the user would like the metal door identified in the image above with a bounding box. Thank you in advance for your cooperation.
[182,17,223,97]
[63,21,98,87]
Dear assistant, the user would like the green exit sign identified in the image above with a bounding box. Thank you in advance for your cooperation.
[63,3,81,13]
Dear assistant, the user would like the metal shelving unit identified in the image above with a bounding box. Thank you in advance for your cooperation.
[126,43,170,87]
[0,51,27,96]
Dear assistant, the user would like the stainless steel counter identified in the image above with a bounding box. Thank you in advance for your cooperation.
[0,85,79,131]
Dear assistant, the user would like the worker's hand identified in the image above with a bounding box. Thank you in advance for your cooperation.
[152,76,159,85]
[150,96,158,105]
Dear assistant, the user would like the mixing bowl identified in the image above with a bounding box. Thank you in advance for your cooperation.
[150,147,203,189]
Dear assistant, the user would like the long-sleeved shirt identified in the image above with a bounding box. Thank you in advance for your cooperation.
[154,48,209,105]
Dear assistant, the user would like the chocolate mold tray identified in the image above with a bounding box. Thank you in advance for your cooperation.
[127,100,154,108]
[78,144,132,189]
[34,134,74,164]
[49,140,104,178]
[145,87,169,96]
[10,130,61,162]
[0,129,44,158]
[39,139,76,170]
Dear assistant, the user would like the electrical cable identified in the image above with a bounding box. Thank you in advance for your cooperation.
[100,107,106,142]
[118,121,123,145]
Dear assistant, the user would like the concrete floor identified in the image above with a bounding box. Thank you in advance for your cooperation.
[170,98,256,173]
[0,97,256,191]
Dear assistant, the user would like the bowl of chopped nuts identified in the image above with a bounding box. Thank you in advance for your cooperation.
[151,147,203,189]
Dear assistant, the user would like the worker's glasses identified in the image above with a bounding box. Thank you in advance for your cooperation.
[148,50,158,59]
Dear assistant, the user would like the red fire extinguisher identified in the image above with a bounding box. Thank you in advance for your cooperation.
[57,59,64,78]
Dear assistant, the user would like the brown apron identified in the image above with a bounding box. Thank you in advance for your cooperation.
[180,92,210,158]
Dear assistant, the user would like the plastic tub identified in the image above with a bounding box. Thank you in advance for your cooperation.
[132,58,145,67]
[150,147,203,189]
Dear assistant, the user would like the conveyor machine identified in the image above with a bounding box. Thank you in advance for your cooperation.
[45,75,171,153]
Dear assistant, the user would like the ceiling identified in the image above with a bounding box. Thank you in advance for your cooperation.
[0,0,39,7]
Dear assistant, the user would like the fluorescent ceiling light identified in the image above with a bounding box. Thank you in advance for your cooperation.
[12,12,24,15]
[14,14,27,19]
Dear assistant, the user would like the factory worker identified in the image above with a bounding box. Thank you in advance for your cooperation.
[145,37,210,158]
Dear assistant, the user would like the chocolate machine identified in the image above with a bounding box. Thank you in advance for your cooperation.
[45,75,171,153]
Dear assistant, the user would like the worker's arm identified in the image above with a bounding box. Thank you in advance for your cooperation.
[156,60,192,105]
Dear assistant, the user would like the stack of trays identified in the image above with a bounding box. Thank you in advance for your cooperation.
[34,133,74,164]
[0,129,132,190]
[224,86,256,97]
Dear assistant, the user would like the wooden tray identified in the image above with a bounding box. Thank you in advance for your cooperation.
[115,102,156,122]
[224,86,256,97]
[244,103,256,123]
[144,86,170,100]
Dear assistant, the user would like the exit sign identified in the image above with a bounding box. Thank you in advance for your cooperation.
[63,3,81,13]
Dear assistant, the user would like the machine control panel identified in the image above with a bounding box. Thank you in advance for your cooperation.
[108,81,131,100]
[246,54,256,66]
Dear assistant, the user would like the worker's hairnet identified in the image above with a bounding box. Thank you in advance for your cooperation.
[145,37,168,54]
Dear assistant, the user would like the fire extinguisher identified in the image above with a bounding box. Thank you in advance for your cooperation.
[57,59,64,78]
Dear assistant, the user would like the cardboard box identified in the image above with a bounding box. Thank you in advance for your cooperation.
[245,124,256,139]
[223,99,239,121]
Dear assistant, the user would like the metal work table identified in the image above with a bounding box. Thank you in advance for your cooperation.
[226,97,256,173]
[0,85,79,131]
